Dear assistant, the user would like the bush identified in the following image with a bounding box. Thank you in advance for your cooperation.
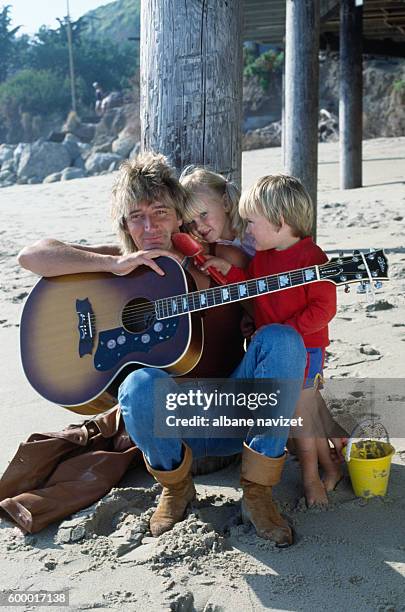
[393,79,405,93]
[0,68,70,115]
[243,49,284,91]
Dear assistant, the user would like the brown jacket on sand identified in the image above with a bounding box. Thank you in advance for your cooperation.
[0,406,141,533]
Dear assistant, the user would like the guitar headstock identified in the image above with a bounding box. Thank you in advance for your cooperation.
[319,250,389,290]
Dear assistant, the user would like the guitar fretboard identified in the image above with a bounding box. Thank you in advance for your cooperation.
[155,265,319,320]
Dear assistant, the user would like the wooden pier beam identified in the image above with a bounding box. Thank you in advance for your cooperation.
[339,0,363,189]
[140,0,243,185]
[284,0,320,238]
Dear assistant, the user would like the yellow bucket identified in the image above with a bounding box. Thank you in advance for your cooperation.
[343,439,395,498]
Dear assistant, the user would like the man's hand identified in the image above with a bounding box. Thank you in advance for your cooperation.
[199,255,232,276]
[109,250,181,276]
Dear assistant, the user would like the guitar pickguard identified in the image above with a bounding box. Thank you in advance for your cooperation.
[94,318,180,371]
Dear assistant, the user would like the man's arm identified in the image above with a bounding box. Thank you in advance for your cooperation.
[17,239,175,277]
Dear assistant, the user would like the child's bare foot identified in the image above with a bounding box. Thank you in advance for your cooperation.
[322,464,343,492]
[303,476,329,507]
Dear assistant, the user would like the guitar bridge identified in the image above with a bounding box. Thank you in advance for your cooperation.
[76,298,95,357]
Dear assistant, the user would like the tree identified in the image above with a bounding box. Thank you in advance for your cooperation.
[0,5,21,82]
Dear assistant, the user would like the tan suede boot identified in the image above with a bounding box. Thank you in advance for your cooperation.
[144,444,196,537]
[240,442,292,547]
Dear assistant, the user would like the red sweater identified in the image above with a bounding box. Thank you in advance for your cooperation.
[225,237,337,347]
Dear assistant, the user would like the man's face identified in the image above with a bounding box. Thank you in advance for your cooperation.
[125,200,182,251]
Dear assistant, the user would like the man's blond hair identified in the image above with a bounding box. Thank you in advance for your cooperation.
[111,152,188,253]
[239,174,314,238]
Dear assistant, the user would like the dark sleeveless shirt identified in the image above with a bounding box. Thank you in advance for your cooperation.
[186,243,245,378]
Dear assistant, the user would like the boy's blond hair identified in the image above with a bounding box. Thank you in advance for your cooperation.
[179,166,246,238]
[111,152,188,254]
[239,174,313,238]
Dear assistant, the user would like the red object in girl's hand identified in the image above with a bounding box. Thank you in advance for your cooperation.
[172,233,228,285]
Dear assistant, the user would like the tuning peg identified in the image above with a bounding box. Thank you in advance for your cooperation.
[357,281,368,294]
[368,248,376,260]
[374,281,382,289]
[344,284,350,293]
[352,249,360,262]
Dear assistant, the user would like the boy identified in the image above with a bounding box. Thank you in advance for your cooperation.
[201,174,343,506]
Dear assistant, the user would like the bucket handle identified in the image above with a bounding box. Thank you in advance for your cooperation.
[345,420,390,463]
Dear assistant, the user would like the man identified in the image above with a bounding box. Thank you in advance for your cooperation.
[18,152,306,547]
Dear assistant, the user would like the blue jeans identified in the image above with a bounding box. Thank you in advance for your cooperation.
[119,324,306,470]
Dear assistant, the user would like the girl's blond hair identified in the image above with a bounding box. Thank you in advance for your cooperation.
[179,166,245,238]
[111,152,188,254]
[239,174,313,238]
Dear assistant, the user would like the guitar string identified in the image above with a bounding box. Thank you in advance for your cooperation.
[86,267,381,323]
[86,261,377,321]
[87,269,371,322]
[84,270,380,328]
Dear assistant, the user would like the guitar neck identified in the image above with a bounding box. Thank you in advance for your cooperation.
[155,264,320,320]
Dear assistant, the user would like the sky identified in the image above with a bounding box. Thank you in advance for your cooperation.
[8,0,114,35]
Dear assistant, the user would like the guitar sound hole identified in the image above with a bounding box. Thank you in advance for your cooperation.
[122,298,155,333]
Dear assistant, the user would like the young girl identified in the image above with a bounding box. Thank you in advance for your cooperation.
[186,171,346,506]
[179,166,255,256]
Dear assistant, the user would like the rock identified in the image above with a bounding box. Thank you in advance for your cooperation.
[0,169,15,182]
[13,142,28,168]
[69,122,95,143]
[43,172,62,183]
[0,179,14,188]
[85,152,122,174]
[242,121,282,151]
[77,142,92,160]
[27,176,41,185]
[318,108,339,142]
[1,159,16,173]
[61,167,85,181]
[73,156,85,170]
[47,130,66,143]
[112,132,137,158]
[17,140,71,182]
[0,144,15,165]
[93,140,113,154]
[62,133,81,162]
[108,159,121,172]
[129,142,141,159]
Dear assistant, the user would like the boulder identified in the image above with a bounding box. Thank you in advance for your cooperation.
[61,167,85,181]
[0,169,15,182]
[0,144,15,166]
[27,176,42,185]
[242,121,282,151]
[129,142,141,159]
[17,141,71,182]
[73,156,85,170]
[70,122,95,143]
[43,172,62,184]
[62,133,81,162]
[112,132,137,158]
[47,130,66,143]
[85,152,122,174]
[0,179,14,188]
[108,159,121,172]
[13,142,29,169]
[0,159,16,174]
[93,140,113,154]
[77,142,92,160]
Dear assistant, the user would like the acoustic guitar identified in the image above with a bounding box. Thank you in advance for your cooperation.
[20,249,389,414]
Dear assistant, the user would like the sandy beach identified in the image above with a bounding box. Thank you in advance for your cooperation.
[0,137,404,611]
